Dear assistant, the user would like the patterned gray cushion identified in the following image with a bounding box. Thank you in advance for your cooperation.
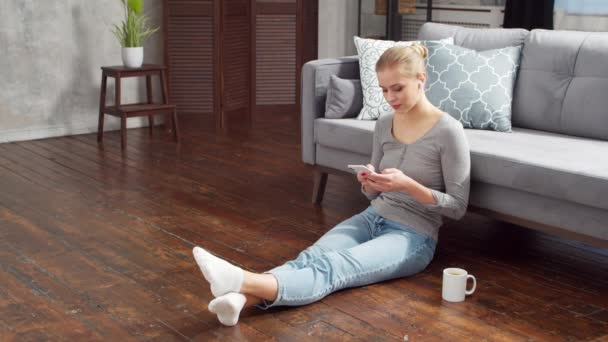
[425,40,522,132]
[353,36,453,120]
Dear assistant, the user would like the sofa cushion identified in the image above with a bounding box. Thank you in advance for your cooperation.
[511,30,608,141]
[314,116,608,212]
[314,118,375,156]
[425,41,522,132]
[418,22,529,51]
[466,128,608,211]
[324,75,363,119]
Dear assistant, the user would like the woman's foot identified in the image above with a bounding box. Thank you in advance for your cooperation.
[192,246,243,297]
[208,292,247,326]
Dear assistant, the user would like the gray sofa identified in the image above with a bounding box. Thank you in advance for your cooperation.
[301,23,608,247]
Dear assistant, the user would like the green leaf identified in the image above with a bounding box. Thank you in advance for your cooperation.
[127,0,143,14]
[113,0,158,47]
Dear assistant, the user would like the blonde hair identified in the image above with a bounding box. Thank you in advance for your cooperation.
[375,44,429,78]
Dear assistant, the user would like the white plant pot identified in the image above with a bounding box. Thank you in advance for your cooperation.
[122,47,144,68]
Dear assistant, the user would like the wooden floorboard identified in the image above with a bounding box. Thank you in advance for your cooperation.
[1,115,607,341]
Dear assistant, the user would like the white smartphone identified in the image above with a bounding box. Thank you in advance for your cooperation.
[347,164,374,174]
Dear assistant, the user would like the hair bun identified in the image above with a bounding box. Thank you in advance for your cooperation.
[410,44,429,59]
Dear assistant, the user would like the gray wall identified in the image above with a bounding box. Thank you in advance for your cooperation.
[0,1,163,143]
[318,0,359,58]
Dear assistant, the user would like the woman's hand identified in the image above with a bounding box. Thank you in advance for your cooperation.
[357,164,376,192]
[365,168,413,193]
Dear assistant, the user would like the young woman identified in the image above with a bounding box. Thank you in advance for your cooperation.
[193,44,471,326]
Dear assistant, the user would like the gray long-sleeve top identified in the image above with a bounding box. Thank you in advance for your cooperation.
[363,112,471,242]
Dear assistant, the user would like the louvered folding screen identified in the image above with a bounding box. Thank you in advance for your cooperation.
[165,0,215,119]
[222,0,250,118]
[253,0,298,118]
[165,0,317,126]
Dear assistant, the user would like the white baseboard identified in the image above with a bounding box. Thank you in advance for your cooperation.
[0,117,153,144]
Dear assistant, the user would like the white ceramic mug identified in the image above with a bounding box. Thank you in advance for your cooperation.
[442,268,476,302]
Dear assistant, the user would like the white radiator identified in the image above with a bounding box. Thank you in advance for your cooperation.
[401,3,505,41]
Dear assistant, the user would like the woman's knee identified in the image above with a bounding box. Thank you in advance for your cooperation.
[397,243,435,277]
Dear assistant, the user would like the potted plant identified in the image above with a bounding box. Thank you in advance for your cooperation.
[112,0,159,68]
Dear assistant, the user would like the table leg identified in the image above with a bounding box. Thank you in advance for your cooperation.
[115,75,121,107]
[160,70,168,104]
[146,75,154,133]
[160,70,170,133]
[158,70,173,132]
[97,74,107,142]
[172,108,180,143]
[116,76,126,150]
[121,115,127,150]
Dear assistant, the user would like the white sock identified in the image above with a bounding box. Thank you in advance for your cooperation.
[208,292,247,326]
[192,246,244,297]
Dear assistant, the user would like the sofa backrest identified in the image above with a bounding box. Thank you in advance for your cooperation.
[418,22,528,51]
[512,29,608,141]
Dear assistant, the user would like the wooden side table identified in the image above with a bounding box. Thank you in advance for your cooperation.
[97,64,179,150]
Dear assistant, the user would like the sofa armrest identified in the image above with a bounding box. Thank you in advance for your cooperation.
[301,56,360,165]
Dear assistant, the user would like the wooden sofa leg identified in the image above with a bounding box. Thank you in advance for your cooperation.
[312,169,328,204]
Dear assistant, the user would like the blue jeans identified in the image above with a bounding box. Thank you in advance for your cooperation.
[258,206,436,308]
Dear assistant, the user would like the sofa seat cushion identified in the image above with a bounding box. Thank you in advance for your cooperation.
[314,118,608,212]
[466,128,608,211]
[314,118,375,156]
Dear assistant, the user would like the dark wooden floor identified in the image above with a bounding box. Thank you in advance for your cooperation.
[1,115,607,341]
